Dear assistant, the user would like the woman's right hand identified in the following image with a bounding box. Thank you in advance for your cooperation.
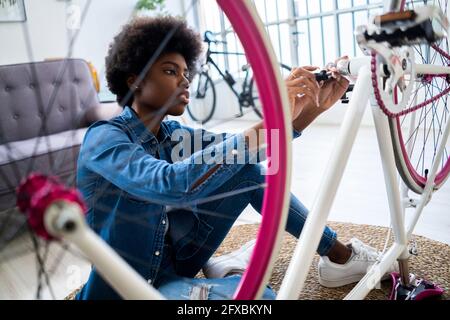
[285,66,320,120]
[245,66,320,152]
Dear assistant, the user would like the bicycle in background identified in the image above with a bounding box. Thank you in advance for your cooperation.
[187,30,355,124]
[187,30,291,124]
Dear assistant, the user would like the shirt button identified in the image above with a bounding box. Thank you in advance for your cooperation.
[231,149,239,155]
[147,279,152,284]
[154,251,160,256]
[162,220,166,225]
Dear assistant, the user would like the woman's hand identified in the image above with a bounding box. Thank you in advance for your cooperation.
[316,56,350,111]
[285,66,320,120]
[244,66,319,152]
[291,56,350,132]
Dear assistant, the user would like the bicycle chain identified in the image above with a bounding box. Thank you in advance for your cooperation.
[371,50,450,119]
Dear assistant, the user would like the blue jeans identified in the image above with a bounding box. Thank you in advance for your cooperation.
[158,275,276,300]
[156,164,337,299]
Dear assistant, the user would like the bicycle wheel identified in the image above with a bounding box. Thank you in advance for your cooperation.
[0,0,292,300]
[249,63,292,118]
[186,71,216,124]
[388,0,450,194]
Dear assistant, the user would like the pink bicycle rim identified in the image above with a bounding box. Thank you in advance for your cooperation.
[395,117,450,188]
[217,0,290,299]
[395,0,450,188]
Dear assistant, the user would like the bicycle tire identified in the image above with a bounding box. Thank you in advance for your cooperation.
[389,0,450,194]
[186,71,216,124]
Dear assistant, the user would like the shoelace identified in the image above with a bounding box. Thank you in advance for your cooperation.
[351,239,379,262]
[352,239,398,274]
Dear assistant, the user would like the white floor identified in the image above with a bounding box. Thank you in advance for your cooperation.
[1,114,449,299]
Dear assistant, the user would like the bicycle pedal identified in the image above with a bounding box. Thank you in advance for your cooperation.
[357,5,448,47]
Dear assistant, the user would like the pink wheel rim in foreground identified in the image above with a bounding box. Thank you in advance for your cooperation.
[217,0,290,299]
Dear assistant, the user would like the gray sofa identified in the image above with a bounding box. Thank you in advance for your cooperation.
[0,58,121,248]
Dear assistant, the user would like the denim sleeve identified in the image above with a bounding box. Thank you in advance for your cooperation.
[79,123,257,206]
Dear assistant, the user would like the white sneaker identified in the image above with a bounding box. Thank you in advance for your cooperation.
[202,239,256,279]
[318,238,398,288]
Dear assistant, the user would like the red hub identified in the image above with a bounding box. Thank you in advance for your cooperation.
[16,173,86,240]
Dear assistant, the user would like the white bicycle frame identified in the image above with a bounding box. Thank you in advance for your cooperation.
[278,52,450,299]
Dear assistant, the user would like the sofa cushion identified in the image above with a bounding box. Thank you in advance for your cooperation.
[0,59,100,144]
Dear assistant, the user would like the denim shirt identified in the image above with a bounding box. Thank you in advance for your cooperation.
[75,106,301,299]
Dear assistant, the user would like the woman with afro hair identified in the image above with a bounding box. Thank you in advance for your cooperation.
[76,16,393,300]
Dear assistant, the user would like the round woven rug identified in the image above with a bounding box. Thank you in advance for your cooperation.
[206,222,449,300]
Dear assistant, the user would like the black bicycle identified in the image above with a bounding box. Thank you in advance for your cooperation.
[187,31,292,124]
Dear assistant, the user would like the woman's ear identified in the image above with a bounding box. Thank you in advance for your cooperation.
[127,75,139,91]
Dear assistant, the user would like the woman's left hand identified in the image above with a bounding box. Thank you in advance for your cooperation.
[291,57,351,132]
[316,56,350,111]
[285,66,321,120]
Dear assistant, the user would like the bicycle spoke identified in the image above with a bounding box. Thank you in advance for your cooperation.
[28,228,55,299]
[392,0,450,191]
[0,0,291,301]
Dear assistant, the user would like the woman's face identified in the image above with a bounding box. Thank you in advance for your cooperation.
[131,52,190,116]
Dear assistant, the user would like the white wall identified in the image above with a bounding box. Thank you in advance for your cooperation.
[0,0,68,65]
[0,0,186,94]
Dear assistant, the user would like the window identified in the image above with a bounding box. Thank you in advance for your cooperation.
[196,0,384,76]
[293,0,383,66]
